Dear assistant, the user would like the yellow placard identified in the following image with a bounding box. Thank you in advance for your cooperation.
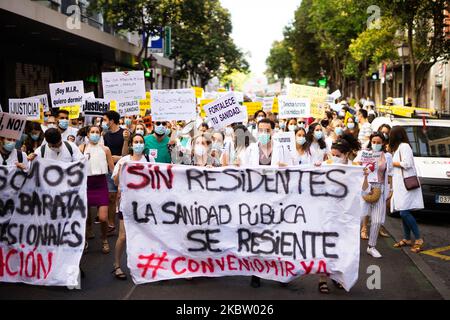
[193,87,204,99]
[110,100,117,112]
[200,99,215,118]
[243,102,263,117]
[218,88,226,92]
[288,84,327,119]
[272,97,279,113]
[146,91,151,100]
[32,104,44,124]
[60,105,81,119]
[139,99,151,117]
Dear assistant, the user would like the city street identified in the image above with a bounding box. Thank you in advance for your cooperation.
[0,212,447,300]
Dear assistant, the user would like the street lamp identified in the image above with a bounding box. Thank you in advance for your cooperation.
[397,43,410,106]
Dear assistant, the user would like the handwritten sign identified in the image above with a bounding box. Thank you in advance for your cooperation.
[273,131,296,154]
[243,102,263,117]
[116,100,140,117]
[0,158,87,286]
[49,81,85,110]
[0,112,27,140]
[204,92,246,129]
[28,94,50,113]
[83,99,111,116]
[102,71,146,101]
[151,89,196,121]
[8,98,41,121]
[120,164,363,291]
[288,84,327,119]
[263,97,274,113]
[278,97,311,119]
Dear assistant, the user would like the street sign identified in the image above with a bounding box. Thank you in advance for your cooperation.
[148,27,163,53]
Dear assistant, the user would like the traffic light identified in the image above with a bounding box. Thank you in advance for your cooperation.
[144,69,151,78]
[318,77,327,88]
[371,72,379,80]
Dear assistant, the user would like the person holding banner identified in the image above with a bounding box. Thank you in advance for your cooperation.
[293,128,312,165]
[0,137,28,170]
[305,123,328,165]
[112,134,155,280]
[56,109,79,143]
[80,125,116,254]
[144,121,173,164]
[183,133,220,167]
[22,122,44,155]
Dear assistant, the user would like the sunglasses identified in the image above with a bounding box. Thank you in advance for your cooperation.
[155,122,167,126]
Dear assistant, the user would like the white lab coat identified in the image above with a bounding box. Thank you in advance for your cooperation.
[240,142,285,166]
[391,143,424,212]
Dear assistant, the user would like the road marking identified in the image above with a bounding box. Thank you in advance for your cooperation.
[421,245,450,261]
[122,285,137,300]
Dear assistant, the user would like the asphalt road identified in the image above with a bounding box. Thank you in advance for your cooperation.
[0,220,445,300]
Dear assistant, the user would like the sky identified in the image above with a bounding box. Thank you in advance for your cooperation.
[220,0,301,77]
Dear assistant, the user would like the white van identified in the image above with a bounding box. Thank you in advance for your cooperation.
[371,117,450,213]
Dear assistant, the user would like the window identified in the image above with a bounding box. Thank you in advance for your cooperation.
[404,126,450,157]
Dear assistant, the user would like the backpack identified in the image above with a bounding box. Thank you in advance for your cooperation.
[2,149,23,166]
[41,141,73,159]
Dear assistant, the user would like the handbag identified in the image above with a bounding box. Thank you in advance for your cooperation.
[399,150,420,191]
[362,185,382,204]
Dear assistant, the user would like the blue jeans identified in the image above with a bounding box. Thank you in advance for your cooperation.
[399,210,420,240]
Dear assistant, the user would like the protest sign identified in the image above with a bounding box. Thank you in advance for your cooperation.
[49,81,85,110]
[203,93,246,129]
[151,89,196,121]
[0,112,27,140]
[82,99,111,116]
[28,94,50,113]
[288,84,327,119]
[358,150,382,183]
[272,97,279,113]
[278,96,311,119]
[120,164,363,290]
[193,87,204,99]
[60,105,81,119]
[273,131,296,155]
[0,158,87,286]
[8,98,41,121]
[330,90,342,101]
[263,97,274,113]
[139,99,151,117]
[116,100,140,117]
[102,71,146,101]
[243,102,263,117]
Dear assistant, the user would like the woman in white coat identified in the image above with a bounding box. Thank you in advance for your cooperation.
[389,126,424,253]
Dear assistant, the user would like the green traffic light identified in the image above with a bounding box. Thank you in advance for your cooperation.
[318,78,327,87]
[145,70,151,78]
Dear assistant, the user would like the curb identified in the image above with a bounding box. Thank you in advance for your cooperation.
[384,217,450,300]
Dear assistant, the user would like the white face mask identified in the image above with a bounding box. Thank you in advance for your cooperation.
[332,156,346,164]
[47,124,57,129]
[136,130,145,136]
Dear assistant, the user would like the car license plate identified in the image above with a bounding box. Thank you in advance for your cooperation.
[436,195,450,204]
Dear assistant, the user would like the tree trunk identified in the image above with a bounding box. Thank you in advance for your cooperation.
[408,23,417,106]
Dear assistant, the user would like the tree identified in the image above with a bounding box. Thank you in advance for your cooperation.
[265,40,294,83]
[380,0,450,105]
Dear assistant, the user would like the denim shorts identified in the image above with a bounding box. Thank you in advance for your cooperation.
[106,173,118,193]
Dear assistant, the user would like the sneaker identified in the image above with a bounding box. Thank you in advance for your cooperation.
[367,247,382,258]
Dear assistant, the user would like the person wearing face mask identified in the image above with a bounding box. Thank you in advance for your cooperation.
[325,119,345,152]
[0,137,28,171]
[112,134,155,280]
[102,111,128,235]
[56,110,79,144]
[241,118,278,167]
[211,131,225,164]
[187,134,220,167]
[23,122,44,155]
[41,115,58,132]
[32,128,83,162]
[357,109,372,148]
[378,124,391,148]
[248,110,267,139]
[285,118,298,133]
[283,127,311,166]
[144,121,173,164]
[355,133,393,257]
[79,125,115,255]
[297,118,307,130]
[305,123,327,165]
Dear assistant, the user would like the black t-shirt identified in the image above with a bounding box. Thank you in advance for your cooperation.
[104,128,124,156]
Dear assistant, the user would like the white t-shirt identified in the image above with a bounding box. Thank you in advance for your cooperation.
[112,154,155,180]
[34,141,84,162]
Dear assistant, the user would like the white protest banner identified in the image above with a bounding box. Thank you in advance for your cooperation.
[8,98,41,121]
[102,71,146,101]
[263,97,275,113]
[82,98,111,116]
[151,89,197,121]
[28,94,50,113]
[120,163,363,290]
[330,90,342,101]
[278,96,311,119]
[273,131,296,155]
[115,99,140,117]
[49,81,85,110]
[0,158,87,286]
[203,92,246,130]
[0,112,27,140]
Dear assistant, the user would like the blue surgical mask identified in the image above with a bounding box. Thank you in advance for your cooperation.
[59,119,69,130]
[125,119,132,126]
[89,134,100,144]
[314,131,323,140]
[347,123,355,129]
[155,125,166,136]
[372,144,383,152]
[288,125,297,132]
[44,116,49,122]
[136,130,145,136]
[3,141,16,152]
[31,134,40,141]
[102,123,109,131]
[133,143,145,154]
[258,133,271,145]
[279,123,286,129]
[165,128,171,136]
[355,117,359,124]
[296,137,306,146]
[298,123,306,129]
[335,127,344,136]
